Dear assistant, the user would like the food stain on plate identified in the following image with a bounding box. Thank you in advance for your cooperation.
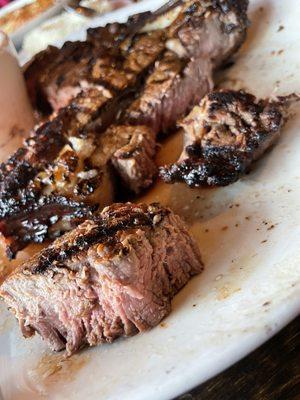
[27,352,90,394]
[215,284,241,301]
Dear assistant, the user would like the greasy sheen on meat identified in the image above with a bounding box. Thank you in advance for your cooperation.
[0,0,249,257]
[0,203,203,355]
[160,90,293,186]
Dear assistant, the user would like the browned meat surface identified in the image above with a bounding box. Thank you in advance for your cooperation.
[24,20,165,114]
[0,119,156,257]
[25,0,248,121]
[0,203,203,355]
[108,125,157,193]
[1,23,167,257]
[0,0,249,258]
[126,0,249,134]
[0,89,114,258]
[160,90,294,187]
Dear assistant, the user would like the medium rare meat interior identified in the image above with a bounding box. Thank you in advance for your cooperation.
[160,90,294,186]
[0,0,249,258]
[0,203,203,355]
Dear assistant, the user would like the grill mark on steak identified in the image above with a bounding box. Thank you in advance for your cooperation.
[24,9,166,114]
[125,0,249,134]
[0,196,96,259]
[30,203,170,274]
[0,203,203,355]
[126,51,213,134]
[160,90,297,186]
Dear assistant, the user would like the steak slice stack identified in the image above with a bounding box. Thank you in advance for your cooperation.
[0,203,203,355]
[0,0,249,258]
[0,24,167,257]
[160,90,293,186]
[24,13,155,114]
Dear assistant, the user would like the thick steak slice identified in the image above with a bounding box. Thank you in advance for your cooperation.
[23,19,133,113]
[0,203,203,355]
[126,52,212,134]
[126,0,249,134]
[160,90,296,186]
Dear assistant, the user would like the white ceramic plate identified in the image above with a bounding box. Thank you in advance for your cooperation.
[1,0,300,399]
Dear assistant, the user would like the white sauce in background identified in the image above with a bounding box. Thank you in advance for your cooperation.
[0,31,34,162]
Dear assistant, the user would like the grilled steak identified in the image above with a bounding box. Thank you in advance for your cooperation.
[25,0,248,120]
[23,6,171,114]
[160,90,295,186]
[0,203,203,355]
[0,111,156,257]
[24,19,165,114]
[0,0,249,257]
[126,0,249,134]
[1,23,166,257]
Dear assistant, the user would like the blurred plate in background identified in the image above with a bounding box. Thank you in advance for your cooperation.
[0,0,65,48]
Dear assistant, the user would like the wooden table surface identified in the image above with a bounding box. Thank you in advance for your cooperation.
[176,316,300,400]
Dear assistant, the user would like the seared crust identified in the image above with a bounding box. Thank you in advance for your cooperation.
[160,90,286,186]
[0,26,166,257]
[24,0,249,116]
[24,203,171,274]
[126,0,249,134]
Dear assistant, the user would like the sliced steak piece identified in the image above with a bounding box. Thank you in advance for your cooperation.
[24,41,96,115]
[93,124,157,194]
[24,16,165,114]
[25,0,249,117]
[0,203,203,355]
[125,0,249,134]
[126,51,213,134]
[160,90,296,186]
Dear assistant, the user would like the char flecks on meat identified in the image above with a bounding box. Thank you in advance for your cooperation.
[0,0,249,257]
[0,203,203,355]
[160,90,290,187]
[0,24,167,257]
[126,0,249,134]
[0,118,156,257]
[25,0,249,127]
[24,14,167,114]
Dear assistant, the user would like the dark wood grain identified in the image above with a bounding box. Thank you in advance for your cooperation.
[176,317,300,400]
